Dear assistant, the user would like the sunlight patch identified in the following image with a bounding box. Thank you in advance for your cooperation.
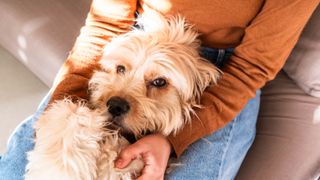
[18,49,28,63]
[313,106,320,124]
[17,35,27,49]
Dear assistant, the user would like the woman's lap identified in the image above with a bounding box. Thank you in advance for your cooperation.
[0,90,260,180]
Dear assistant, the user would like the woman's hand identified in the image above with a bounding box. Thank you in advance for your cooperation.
[115,133,172,180]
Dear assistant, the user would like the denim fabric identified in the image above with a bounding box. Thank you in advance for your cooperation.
[166,90,260,180]
[0,47,260,180]
[199,47,234,68]
[0,92,51,180]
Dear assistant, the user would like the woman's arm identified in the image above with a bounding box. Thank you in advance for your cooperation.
[50,0,137,103]
[168,0,320,157]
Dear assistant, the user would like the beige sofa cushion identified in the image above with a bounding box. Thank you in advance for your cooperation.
[236,71,320,180]
[283,5,320,97]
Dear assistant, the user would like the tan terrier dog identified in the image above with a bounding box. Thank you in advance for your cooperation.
[25,12,220,180]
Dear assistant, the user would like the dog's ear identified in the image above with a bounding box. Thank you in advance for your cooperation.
[137,11,199,47]
[193,59,221,102]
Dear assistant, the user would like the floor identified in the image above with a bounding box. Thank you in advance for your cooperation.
[0,46,49,154]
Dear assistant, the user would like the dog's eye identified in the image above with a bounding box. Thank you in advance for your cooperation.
[116,65,126,74]
[151,78,167,88]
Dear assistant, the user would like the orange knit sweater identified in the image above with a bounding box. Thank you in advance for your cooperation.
[50,0,320,157]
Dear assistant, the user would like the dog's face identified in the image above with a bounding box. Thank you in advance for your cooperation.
[89,13,220,137]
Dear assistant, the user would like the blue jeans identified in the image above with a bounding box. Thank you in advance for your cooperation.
[0,48,260,180]
[0,92,51,180]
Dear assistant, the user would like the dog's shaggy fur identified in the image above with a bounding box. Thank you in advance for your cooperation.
[25,12,220,180]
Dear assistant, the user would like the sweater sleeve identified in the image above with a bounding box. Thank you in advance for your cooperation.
[168,0,320,157]
[50,0,137,103]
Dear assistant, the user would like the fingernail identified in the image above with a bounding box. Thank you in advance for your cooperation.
[115,159,123,168]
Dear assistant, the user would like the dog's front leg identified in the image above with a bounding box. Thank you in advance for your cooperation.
[25,99,106,180]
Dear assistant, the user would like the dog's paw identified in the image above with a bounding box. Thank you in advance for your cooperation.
[26,99,108,180]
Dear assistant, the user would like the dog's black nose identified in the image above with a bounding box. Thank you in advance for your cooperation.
[107,96,130,117]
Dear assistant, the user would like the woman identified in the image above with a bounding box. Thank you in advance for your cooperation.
[0,0,319,179]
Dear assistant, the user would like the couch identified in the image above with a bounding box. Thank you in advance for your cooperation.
[0,0,319,179]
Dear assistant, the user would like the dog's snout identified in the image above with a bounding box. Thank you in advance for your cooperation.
[107,96,130,117]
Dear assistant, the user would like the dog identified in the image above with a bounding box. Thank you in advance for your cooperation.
[25,12,220,180]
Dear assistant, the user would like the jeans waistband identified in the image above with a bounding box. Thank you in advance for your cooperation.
[199,47,234,68]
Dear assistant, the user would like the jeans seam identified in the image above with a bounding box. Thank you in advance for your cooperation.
[216,117,238,180]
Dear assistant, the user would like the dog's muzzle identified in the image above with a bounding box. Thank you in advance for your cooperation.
[106,96,130,117]
[106,96,136,143]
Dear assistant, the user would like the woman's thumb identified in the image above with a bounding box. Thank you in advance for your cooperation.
[115,144,142,169]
